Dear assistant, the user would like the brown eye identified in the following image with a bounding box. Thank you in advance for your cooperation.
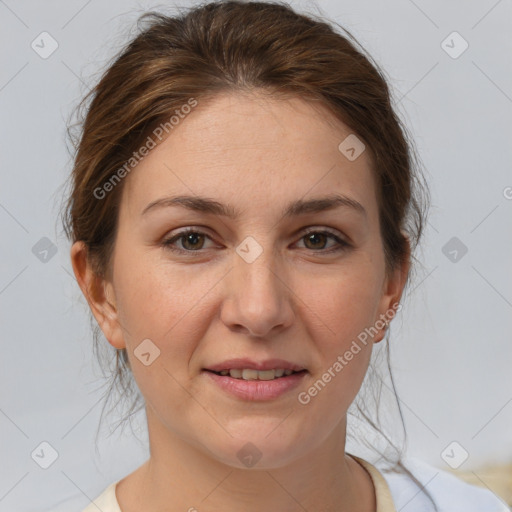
[162,229,211,252]
[180,232,205,250]
[303,232,328,250]
[298,230,352,255]
[298,230,349,253]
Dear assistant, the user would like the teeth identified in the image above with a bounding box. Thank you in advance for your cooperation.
[217,368,299,380]
[243,369,266,380]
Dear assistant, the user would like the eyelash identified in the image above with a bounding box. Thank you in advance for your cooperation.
[161,227,350,255]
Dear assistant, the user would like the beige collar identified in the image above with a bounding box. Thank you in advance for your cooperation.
[350,455,397,512]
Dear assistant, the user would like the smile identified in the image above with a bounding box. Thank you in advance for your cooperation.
[203,369,308,401]
[211,368,302,380]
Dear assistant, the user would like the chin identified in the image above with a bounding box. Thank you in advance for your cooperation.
[205,428,312,470]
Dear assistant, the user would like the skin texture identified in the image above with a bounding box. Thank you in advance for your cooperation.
[71,91,410,512]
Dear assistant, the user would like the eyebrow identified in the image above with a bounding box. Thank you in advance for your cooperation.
[141,193,367,219]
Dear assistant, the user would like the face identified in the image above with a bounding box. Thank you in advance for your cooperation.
[74,91,407,470]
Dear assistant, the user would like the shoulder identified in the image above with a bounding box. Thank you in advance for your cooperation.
[379,456,509,512]
[44,481,121,512]
[80,481,121,512]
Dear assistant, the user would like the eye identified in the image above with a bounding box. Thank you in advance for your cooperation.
[162,228,214,252]
[296,229,350,253]
[161,227,350,255]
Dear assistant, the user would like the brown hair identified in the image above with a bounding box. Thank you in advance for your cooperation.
[61,0,433,506]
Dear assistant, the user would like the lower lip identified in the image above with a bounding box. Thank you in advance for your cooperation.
[202,370,307,401]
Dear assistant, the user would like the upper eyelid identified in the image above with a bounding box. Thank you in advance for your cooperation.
[300,226,344,237]
[166,225,345,239]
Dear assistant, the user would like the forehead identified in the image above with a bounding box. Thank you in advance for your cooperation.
[122,91,378,221]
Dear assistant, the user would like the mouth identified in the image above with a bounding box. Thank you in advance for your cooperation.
[201,358,308,400]
[202,368,308,401]
[205,368,307,381]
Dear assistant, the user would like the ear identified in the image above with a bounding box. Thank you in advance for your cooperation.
[372,233,411,343]
[70,241,126,349]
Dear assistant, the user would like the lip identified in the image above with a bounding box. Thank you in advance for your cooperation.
[202,369,308,401]
[204,358,306,372]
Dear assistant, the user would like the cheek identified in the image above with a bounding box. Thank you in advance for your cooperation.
[297,265,382,347]
[112,247,220,362]
[114,237,185,317]
[111,254,209,413]
[293,265,381,400]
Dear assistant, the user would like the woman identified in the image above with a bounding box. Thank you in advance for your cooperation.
[62,1,508,511]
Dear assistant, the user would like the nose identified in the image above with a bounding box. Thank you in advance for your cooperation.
[220,251,295,338]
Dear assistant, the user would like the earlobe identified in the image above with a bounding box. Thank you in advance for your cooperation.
[373,234,411,343]
[372,318,390,344]
[70,241,126,350]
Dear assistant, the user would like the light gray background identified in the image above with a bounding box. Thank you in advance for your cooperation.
[1,0,511,511]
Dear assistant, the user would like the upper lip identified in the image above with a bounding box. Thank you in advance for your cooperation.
[204,358,307,372]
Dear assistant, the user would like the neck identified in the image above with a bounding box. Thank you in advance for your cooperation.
[118,407,376,512]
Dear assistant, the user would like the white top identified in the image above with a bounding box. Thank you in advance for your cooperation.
[73,456,508,512]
